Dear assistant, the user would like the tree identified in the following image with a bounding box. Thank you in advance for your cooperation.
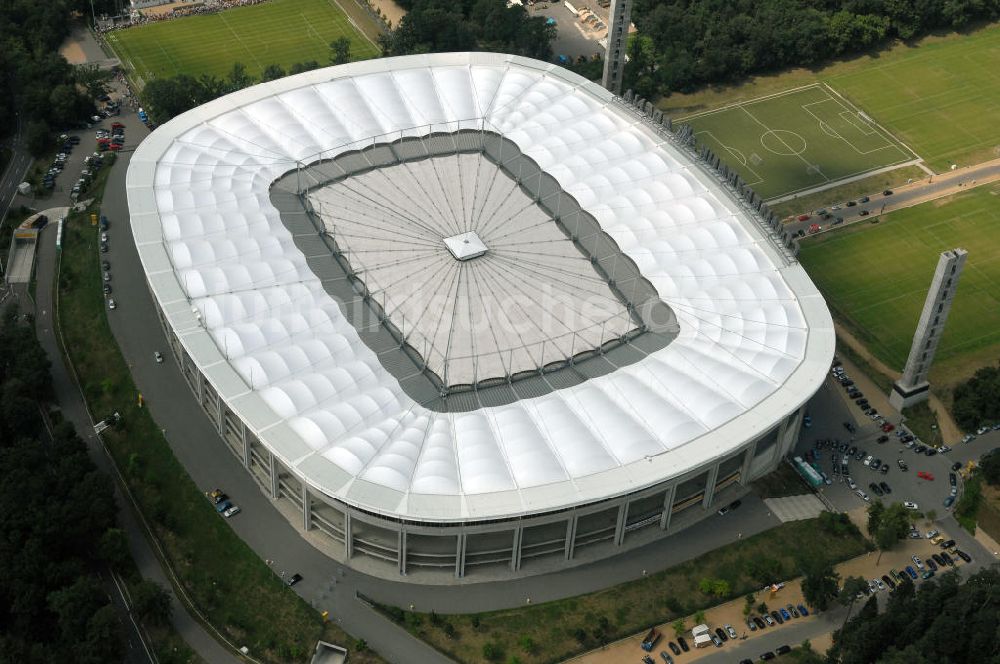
[261,64,286,82]
[743,593,755,617]
[867,500,886,535]
[98,528,131,570]
[800,559,839,611]
[982,449,1000,486]
[48,577,108,641]
[131,580,172,625]
[837,575,869,627]
[289,60,321,75]
[693,610,705,625]
[483,642,501,660]
[672,619,685,638]
[925,508,938,524]
[226,62,254,92]
[330,37,352,65]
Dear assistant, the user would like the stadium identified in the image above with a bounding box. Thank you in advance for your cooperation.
[127,52,834,580]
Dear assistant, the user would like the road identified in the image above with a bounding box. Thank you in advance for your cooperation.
[784,157,1000,237]
[0,113,31,246]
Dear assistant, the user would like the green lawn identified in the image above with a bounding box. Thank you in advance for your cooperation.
[798,186,1000,384]
[107,0,379,83]
[661,23,1000,175]
[680,84,915,199]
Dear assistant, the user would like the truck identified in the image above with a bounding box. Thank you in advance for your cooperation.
[640,628,661,652]
[693,633,713,649]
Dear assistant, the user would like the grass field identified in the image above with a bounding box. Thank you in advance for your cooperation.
[661,23,1000,175]
[108,0,379,83]
[680,84,916,199]
[799,185,1000,385]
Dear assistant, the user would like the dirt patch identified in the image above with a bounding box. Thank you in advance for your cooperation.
[370,0,405,27]
[59,39,88,65]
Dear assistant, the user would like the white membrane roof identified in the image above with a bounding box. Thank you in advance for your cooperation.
[128,53,834,523]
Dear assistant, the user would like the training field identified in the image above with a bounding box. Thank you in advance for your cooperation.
[108,0,379,83]
[799,185,1000,383]
[663,24,1000,177]
[680,84,917,200]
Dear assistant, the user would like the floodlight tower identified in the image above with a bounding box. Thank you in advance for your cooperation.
[601,0,632,95]
[889,248,967,410]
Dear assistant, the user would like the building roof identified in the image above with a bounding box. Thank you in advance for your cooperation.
[127,53,834,523]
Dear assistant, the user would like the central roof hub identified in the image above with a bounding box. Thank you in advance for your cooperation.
[443,232,488,261]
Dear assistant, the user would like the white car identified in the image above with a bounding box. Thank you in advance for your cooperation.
[876,578,886,591]
[154,351,164,363]
[868,579,879,593]
[223,504,241,518]
[847,477,857,490]
[725,624,737,639]
[977,426,989,435]
[865,455,874,466]
[912,555,924,570]
[855,489,870,502]
[107,298,117,310]
[101,232,108,242]
[926,530,939,539]
[904,501,919,510]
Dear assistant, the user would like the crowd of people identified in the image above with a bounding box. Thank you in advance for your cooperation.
[95,0,271,34]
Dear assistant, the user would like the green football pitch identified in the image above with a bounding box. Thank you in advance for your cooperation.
[678,84,917,200]
[798,185,1000,382]
[107,0,379,84]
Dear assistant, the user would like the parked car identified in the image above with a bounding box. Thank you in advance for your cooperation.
[879,481,892,494]
[107,298,117,310]
[725,624,738,639]
[944,496,956,508]
[677,637,689,652]
[154,351,164,363]
[286,573,303,586]
[905,566,918,579]
[223,504,241,517]
[776,645,792,655]
[940,552,954,566]
[760,652,775,661]
[771,610,783,625]
[714,627,727,643]
[668,641,681,655]
[797,604,809,617]
[659,651,673,664]
[786,604,799,618]
[779,608,791,621]
[747,617,758,631]
[215,499,232,513]
[904,501,919,510]
[912,555,923,569]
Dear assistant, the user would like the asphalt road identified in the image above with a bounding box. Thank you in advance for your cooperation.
[0,113,31,237]
[784,158,1000,237]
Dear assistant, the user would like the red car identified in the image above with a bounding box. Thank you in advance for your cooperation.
[109,143,122,151]
[808,223,821,234]
[881,423,895,432]
[797,214,810,221]
[111,122,124,130]
[917,471,935,481]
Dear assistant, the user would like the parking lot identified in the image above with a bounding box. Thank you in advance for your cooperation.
[528,0,607,59]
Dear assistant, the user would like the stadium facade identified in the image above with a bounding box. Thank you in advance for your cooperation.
[127,53,834,579]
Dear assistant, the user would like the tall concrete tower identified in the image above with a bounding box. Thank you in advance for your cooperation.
[601,0,632,95]
[889,248,968,410]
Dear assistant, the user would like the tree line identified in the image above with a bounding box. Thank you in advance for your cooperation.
[380,0,554,59]
[0,0,117,155]
[0,305,171,662]
[624,0,1000,99]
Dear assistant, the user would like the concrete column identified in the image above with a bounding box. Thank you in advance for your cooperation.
[454,533,467,579]
[702,464,720,509]
[344,511,354,559]
[241,423,251,469]
[510,526,523,572]
[660,484,677,530]
[398,530,407,576]
[564,515,578,560]
[613,501,628,547]
[739,439,758,486]
[268,452,278,499]
[216,401,225,436]
[301,481,311,532]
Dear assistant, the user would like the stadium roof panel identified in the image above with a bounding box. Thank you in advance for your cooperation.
[128,53,834,523]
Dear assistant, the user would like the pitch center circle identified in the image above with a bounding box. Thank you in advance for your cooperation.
[760,130,807,156]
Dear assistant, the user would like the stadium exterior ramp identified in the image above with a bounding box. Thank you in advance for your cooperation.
[127,53,834,580]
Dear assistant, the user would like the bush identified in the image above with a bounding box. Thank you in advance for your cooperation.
[483,642,501,661]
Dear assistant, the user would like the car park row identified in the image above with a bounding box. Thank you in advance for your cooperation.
[641,602,811,664]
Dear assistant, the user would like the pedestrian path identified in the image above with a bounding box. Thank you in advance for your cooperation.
[764,494,826,522]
